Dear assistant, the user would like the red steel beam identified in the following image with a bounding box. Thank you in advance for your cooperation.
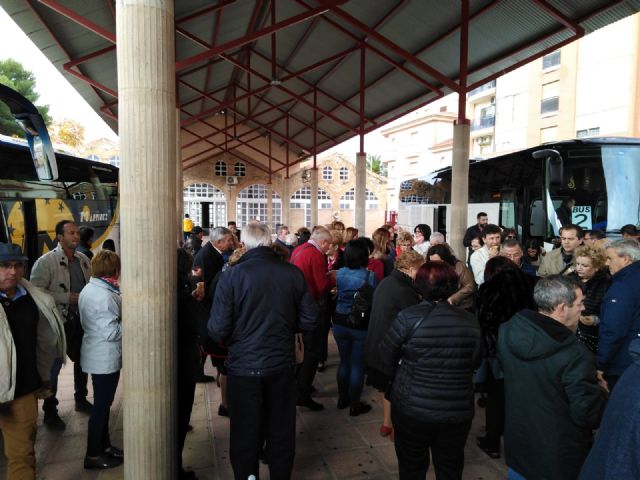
[175,3,346,71]
[532,0,584,33]
[38,0,115,42]
[359,43,365,154]
[457,0,469,123]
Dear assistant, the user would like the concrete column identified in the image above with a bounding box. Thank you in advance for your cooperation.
[310,168,318,227]
[449,122,471,259]
[226,185,237,225]
[116,1,177,479]
[266,184,273,229]
[355,152,366,234]
[176,108,183,245]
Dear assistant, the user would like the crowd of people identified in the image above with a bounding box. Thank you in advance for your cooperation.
[0,213,639,480]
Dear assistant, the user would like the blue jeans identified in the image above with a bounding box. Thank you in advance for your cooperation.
[508,468,527,480]
[332,323,368,409]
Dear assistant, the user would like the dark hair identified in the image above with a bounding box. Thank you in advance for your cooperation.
[344,239,369,269]
[470,234,484,247]
[177,248,193,284]
[414,261,459,301]
[102,239,116,252]
[477,212,488,219]
[55,220,74,237]
[184,213,190,218]
[426,244,456,266]
[501,228,518,241]
[559,224,585,239]
[271,242,290,262]
[587,229,606,240]
[483,256,518,283]
[524,238,542,259]
[414,223,432,238]
[482,224,502,238]
[621,224,638,236]
[79,226,94,244]
[227,220,236,226]
[357,236,375,255]
[297,227,311,245]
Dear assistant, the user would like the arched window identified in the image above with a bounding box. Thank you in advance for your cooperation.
[87,154,100,162]
[339,188,379,210]
[322,166,333,181]
[339,167,349,181]
[237,184,281,228]
[290,187,332,227]
[215,161,227,177]
[183,183,227,228]
[108,155,120,167]
[234,162,246,177]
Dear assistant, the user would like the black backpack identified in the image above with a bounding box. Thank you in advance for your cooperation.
[347,271,374,329]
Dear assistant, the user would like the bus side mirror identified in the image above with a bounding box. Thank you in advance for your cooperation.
[0,84,58,181]
[533,149,563,186]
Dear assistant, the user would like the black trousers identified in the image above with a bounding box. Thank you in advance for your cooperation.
[484,376,504,450]
[296,311,323,401]
[43,358,89,413]
[86,371,120,457]
[227,367,297,480]
[392,408,471,480]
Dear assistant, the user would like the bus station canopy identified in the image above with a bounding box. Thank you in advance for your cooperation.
[3,0,640,174]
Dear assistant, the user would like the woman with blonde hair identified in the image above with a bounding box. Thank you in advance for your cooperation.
[79,250,123,469]
[372,227,393,277]
[365,250,424,438]
[343,227,359,244]
[395,231,414,259]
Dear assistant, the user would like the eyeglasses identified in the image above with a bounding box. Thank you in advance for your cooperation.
[505,235,516,239]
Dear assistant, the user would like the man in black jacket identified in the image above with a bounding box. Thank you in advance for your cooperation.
[208,223,318,480]
[498,275,608,480]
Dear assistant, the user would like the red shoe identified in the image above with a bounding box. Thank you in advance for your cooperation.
[379,425,393,437]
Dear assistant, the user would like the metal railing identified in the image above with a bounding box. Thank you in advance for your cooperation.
[471,115,496,131]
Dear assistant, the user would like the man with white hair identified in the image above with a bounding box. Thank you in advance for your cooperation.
[429,231,446,246]
[209,223,318,480]
[597,238,640,391]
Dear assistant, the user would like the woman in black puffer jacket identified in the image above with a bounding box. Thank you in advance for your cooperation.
[380,261,483,480]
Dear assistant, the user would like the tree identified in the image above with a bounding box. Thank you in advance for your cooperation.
[0,58,51,137]
[366,153,388,177]
[52,118,85,150]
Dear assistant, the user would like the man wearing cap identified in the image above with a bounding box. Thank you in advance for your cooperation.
[0,243,66,479]
[184,226,205,257]
[30,220,92,430]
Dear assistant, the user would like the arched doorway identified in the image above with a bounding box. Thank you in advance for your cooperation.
[236,184,282,230]
[183,183,227,229]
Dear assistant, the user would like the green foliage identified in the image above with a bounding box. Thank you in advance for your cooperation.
[366,153,388,177]
[0,59,51,137]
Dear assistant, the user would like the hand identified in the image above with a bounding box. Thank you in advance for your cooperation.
[69,293,80,305]
[488,246,499,258]
[191,267,202,278]
[596,370,609,392]
[326,270,337,279]
[35,382,53,399]
[192,282,205,301]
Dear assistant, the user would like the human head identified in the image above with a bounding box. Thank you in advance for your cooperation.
[584,229,605,245]
[184,213,190,219]
[500,239,524,266]
[414,261,459,301]
[277,225,289,241]
[429,232,445,246]
[470,235,483,251]
[284,233,298,247]
[91,250,121,278]
[482,224,502,248]
[344,227,359,243]
[327,229,344,257]
[559,224,584,253]
[55,220,80,252]
[483,256,518,283]
[372,227,391,254]
[241,223,272,250]
[210,226,234,252]
[395,250,424,279]
[227,221,238,233]
[574,245,606,281]
[414,224,431,245]
[605,239,640,275]
[396,231,414,254]
[344,239,369,269]
[621,224,638,239]
[297,227,311,244]
[534,275,584,329]
[102,239,116,252]
[0,243,28,293]
[477,212,488,227]
[330,220,345,233]
[310,226,332,254]
[79,226,94,247]
[524,238,542,259]
[177,248,193,284]
[426,244,456,266]
[271,242,290,262]
[191,226,204,239]
[501,228,517,242]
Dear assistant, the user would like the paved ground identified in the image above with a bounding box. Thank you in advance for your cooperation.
[1,336,507,479]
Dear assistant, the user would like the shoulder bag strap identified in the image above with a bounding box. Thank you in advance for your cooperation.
[403,302,436,345]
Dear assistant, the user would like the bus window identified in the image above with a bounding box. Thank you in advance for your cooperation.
[602,145,640,230]
[499,189,516,231]
[0,200,26,249]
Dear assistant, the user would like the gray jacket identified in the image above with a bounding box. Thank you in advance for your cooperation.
[0,279,66,402]
[30,244,91,319]
[79,277,122,374]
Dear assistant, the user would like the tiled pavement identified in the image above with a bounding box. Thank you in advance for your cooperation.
[1,336,508,479]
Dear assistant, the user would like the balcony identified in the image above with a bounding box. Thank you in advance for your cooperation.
[467,80,496,102]
[471,115,496,132]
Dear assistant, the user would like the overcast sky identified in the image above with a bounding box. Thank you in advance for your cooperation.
[0,7,117,142]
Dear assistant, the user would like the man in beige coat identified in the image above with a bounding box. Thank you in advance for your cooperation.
[538,224,584,277]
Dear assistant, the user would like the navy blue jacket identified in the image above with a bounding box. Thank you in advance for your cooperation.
[597,261,640,376]
[208,247,318,376]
